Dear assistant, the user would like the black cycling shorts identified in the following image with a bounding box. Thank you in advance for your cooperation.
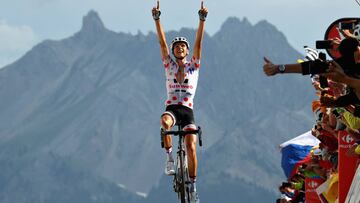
[163,105,195,128]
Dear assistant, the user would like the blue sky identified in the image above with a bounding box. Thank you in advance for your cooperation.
[0,0,359,67]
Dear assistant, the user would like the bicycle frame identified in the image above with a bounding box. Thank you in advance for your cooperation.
[160,125,202,203]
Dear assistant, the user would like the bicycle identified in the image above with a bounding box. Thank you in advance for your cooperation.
[160,124,203,203]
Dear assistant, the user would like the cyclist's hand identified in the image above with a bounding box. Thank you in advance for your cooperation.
[198,1,208,21]
[152,0,161,20]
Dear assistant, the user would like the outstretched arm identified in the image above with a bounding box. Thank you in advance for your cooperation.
[152,0,169,59]
[263,57,303,76]
[193,1,208,60]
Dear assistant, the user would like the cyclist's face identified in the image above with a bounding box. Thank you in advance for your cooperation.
[173,42,188,59]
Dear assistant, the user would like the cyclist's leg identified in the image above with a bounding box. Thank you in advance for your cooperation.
[184,124,200,202]
[160,112,175,148]
[183,124,198,180]
[179,106,197,181]
[161,111,176,175]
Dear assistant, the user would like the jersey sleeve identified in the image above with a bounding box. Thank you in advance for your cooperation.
[162,55,173,69]
[190,56,201,69]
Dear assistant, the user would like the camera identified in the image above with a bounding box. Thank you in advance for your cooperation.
[302,60,330,75]
[301,51,330,75]
[318,53,328,88]
[338,22,356,30]
[316,40,333,49]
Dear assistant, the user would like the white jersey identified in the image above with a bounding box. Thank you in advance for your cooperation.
[162,55,200,109]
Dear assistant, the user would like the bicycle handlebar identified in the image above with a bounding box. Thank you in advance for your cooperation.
[163,129,200,136]
[160,126,203,147]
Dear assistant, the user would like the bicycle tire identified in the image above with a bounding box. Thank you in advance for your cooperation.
[178,150,187,203]
[184,166,191,203]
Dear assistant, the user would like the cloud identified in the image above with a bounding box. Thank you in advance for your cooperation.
[0,19,37,51]
[0,19,38,67]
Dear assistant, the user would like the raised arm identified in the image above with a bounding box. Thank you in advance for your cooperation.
[193,1,208,60]
[152,0,169,59]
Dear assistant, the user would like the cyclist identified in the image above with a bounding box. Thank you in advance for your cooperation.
[152,1,208,201]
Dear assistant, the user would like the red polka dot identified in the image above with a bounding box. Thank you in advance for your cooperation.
[184,97,189,102]
[178,102,183,105]
[189,103,192,107]
[166,100,171,104]
[185,74,187,77]
[172,96,177,100]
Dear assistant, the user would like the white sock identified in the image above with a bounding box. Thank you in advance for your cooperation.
[190,181,197,192]
[166,147,173,161]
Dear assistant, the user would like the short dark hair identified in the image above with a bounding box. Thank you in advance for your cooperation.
[339,38,359,58]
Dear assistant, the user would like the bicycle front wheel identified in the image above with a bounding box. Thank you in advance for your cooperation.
[178,150,187,203]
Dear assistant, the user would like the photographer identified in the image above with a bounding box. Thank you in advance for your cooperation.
[264,38,360,114]
[263,56,336,76]
[264,38,360,77]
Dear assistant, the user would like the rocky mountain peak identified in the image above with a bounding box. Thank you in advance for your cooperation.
[80,10,106,33]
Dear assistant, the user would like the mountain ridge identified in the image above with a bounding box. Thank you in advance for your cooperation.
[0,10,315,202]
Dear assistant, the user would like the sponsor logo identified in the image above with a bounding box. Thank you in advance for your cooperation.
[308,181,318,189]
[339,144,353,149]
[306,189,317,193]
[188,67,195,74]
[169,84,193,89]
